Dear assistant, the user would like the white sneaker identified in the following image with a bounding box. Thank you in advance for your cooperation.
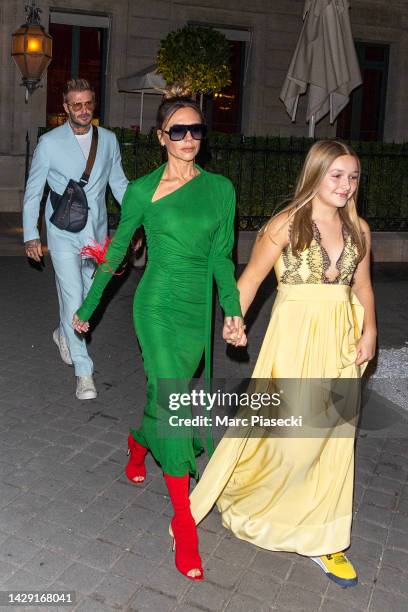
[76,375,97,400]
[53,328,73,366]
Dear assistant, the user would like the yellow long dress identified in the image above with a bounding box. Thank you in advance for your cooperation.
[190,222,366,557]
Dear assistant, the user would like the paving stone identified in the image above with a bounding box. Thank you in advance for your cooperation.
[144,564,191,599]
[276,583,322,611]
[58,562,105,595]
[46,530,92,559]
[17,517,59,545]
[55,485,98,508]
[127,587,176,610]
[2,568,52,591]
[114,505,159,534]
[23,549,72,581]
[77,539,123,570]
[0,535,42,566]
[363,488,398,510]
[355,503,394,528]
[250,550,293,580]
[0,559,17,582]
[130,533,170,563]
[391,512,408,532]
[73,597,116,612]
[348,535,383,561]
[129,489,170,514]
[110,551,157,582]
[387,528,408,552]
[83,441,117,459]
[237,569,280,603]
[224,593,271,612]
[351,518,388,545]
[325,579,372,609]
[91,572,137,608]
[376,565,408,596]
[214,534,258,566]
[286,561,328,593]
[183,581,230,611]
[204,557,243,589]
[29,476,67,498]
[0,482,21,507]
[369,587,408,612]
[98,520,141,549]
[381,547,408,571]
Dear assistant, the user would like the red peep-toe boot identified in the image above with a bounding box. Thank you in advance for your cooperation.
[125,434,148,484]
[164,473,204,581]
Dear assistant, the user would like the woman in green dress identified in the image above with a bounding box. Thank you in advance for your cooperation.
[72,86,243,580]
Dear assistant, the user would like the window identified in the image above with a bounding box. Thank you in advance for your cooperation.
[190,25,251,133]
[46,11,109,127]
[336,42,389,141]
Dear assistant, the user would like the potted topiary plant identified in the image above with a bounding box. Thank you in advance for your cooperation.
[156,25,231,106]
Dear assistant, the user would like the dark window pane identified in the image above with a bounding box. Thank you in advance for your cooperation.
[78,27,102,120]
[336,42,388,141]
[360,69,383,141]
[46,23,72,126]
[364,45,385,63]
[205,39,244,133]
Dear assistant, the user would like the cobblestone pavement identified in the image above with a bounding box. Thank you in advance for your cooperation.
[0,255,407,612]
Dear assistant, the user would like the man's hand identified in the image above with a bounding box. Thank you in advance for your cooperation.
[25,239,43,262]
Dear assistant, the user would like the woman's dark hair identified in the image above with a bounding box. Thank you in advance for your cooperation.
[156,84,204,130]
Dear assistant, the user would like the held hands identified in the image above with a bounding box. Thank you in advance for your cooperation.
[72,313,90,334]
[223,316,247,347]
[25,239,43,262]
[355,329,376,365]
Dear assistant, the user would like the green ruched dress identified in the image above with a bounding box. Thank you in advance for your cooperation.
[77,163,241,477]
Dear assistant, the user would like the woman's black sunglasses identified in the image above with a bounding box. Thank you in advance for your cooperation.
[162,123,207,141]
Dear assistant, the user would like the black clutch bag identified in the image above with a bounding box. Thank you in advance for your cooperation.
[50,125,98,233]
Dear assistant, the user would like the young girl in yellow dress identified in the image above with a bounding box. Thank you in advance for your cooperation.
[190,140,377,588]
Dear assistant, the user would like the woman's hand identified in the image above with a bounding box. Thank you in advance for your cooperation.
[223,316,247,347]
[72,313,90,334]
[355,329,376,365]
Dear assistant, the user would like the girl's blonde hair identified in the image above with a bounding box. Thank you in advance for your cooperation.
[262,139,366,261]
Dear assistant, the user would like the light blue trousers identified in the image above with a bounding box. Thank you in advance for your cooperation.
[51,251,95,376]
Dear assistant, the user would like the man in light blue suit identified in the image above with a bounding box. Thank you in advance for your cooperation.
[23,79,128,400]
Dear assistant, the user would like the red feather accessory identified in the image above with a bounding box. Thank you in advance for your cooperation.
[80,237,126,276]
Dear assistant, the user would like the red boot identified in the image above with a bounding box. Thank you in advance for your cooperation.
[164,473,204,581]
[125,434,148,484]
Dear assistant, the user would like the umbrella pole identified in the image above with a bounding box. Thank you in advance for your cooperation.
[140,92,144,132]
[309,114,316,138]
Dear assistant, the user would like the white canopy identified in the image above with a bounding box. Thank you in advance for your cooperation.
[117,65,166,131]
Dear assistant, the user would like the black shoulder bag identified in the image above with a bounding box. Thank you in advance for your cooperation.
[50,125,98,233]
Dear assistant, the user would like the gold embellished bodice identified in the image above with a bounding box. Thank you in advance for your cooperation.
[275,222,359,286]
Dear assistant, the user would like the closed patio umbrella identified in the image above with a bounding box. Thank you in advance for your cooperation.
[280,0,362,137]
[117,65,166,131]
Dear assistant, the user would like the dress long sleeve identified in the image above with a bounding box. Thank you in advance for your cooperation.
[212,180,242,317]
[77,181,145,321]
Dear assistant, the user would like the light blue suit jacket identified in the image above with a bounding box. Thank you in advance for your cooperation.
[23,122,128,252]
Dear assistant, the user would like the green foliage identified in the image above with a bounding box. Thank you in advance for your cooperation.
[156,26,231,94]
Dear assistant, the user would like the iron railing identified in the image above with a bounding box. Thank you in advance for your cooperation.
[37,128,408,231]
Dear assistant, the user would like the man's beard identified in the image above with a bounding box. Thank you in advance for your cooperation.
[68,111,92,132]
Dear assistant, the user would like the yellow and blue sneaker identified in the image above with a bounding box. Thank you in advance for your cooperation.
[311,552,358,588]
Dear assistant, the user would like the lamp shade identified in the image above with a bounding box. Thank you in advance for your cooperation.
[12,22,52,83]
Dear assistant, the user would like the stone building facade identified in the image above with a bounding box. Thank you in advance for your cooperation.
[1,0,408,211]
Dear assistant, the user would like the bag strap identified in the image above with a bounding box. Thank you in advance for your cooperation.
[79,125,98,186]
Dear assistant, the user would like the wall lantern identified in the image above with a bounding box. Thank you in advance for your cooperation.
[11,1,52,102]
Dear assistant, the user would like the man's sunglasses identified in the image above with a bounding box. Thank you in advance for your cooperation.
[67,100,95,112]
[162,124,207,141]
